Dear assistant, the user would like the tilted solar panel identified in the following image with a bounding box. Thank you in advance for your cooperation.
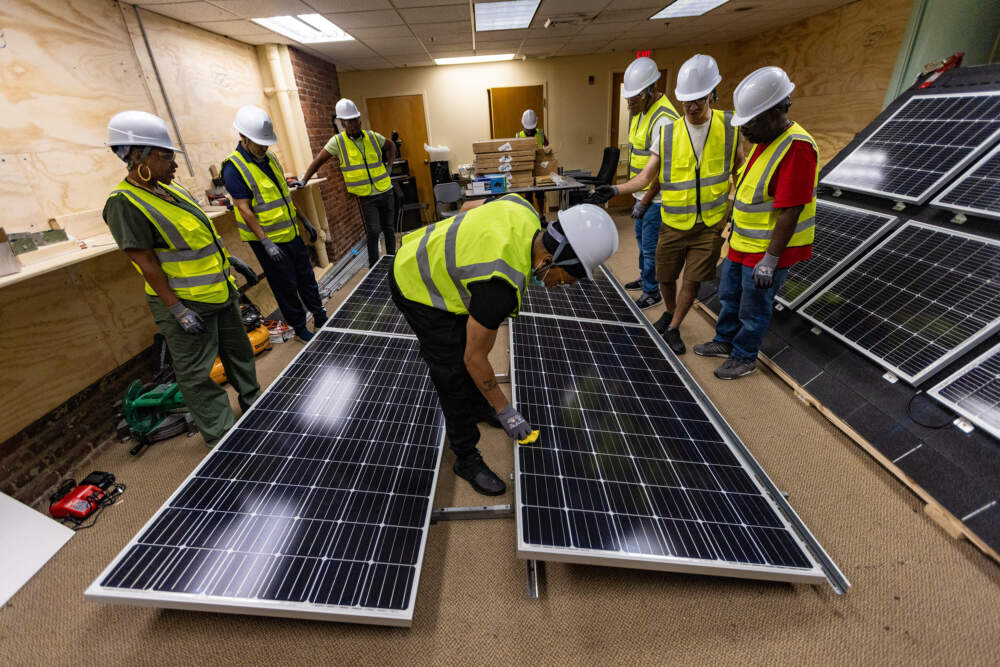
[928,341,1000,440]
[931,142,1000,221]
[521,265,640,324]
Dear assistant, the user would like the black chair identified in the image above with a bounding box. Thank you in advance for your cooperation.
[569,146,620,205]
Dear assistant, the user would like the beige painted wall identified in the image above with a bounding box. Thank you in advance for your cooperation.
[340,0,912,172]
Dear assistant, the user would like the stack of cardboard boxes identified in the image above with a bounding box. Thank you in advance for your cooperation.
[472,137,536,190]
[533,148,559,187]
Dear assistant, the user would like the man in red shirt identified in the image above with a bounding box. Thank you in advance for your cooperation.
[693,67,819,379]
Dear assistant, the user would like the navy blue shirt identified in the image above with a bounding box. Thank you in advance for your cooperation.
[221,143,284,201]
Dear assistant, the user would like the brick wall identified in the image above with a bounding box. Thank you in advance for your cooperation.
[288,48,364,259]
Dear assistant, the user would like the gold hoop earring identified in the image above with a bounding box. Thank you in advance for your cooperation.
[137,164,152,182]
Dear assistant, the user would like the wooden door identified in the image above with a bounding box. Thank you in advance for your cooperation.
[488,85,544,139]
[366,94,433,222]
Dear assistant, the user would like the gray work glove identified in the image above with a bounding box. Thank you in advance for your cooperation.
[261,237,286,263]
[299,215,318,243]
[168,301,206,335]
[228,255,258,286]
[631,201,649,219]
[286,178,305,190]
[586,184,618,204]
[497,404,533,441]
[752,252,780,289]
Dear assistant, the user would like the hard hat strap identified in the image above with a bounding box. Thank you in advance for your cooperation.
[542,224,582,272]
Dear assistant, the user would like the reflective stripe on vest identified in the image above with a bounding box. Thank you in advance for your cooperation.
[658,109,737,230]
[107,180,235,303]
[222,150,298,243]
[628,96,680,190]
[393,194,540,315]
[730,121,818,253]
[516,128,545,148]
[337,130,392,197]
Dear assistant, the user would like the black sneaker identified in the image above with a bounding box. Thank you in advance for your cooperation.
[693,340,733,358]
[652,311,674,334]
[635,292,662,310]
[454,455,506,496]
[625,279,642,291]
[714,357,757,380]
[663,327,686,354]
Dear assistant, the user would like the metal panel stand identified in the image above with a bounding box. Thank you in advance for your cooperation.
[430,505,513,523]
[525,560,543,599]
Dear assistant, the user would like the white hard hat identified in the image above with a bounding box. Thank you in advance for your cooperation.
[107,110,183,153]
[675,54,722,102]
[553,204,619,280]
[622,57,661,98]
[731,66,795,126]
[335,98,361,120]
[234,105,277,146]
[522,109,538,130]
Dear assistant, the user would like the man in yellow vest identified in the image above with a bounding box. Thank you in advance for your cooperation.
[615,57,680,311]
[516,109,550,222]
[589,55,742,355]
[391,196,619,495]
[222,105,326,342]
[300,98,397,268]
[103,111,261,447]
[692,67,818,379]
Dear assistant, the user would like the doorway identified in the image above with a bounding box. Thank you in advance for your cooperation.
[366,94,434,223]
[488,85,545,139]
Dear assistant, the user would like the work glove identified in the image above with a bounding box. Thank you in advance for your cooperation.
[261,237,286,263]
[631,201,649,219]
[752,252,780,289]
[586,184,618,205]
[299,215,318,244]
[228,255,259,286]
[168,301,206,335]
[496,404,533,442]
[287,178,305,190]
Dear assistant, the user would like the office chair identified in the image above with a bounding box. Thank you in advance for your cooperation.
[569,146,620,206]
[434,181,464,219]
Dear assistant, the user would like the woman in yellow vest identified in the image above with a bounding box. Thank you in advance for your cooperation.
[103,111,261,446]
[300,98,397,268]
[391,196,619,495]
[516,109,550,222]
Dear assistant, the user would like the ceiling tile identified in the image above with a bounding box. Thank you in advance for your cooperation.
[603,0,665,9]
[520,43,560,54]
[391,0,467,5]
[474,28,529,40]
[307,0,393,10]
[348,25,416,40]
[309,40,379,57]
[398,5,471,24]
[536,0,609,14]
[524,22,579,36]
[230,32,298,45]
[321,10,404,28]
[409,20,471,37]
[193,19,274,36]
[210,0,311,18]
[576,19,630,34]
[618,20,671,35]
[475,39,524,49]
[593,7,658,22]
[143,2,238,22]
[370,38,426,54]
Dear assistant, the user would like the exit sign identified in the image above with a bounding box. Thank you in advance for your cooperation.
[636,49,652,58]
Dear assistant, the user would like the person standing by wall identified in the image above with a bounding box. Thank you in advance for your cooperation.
[301,98,397,268]
[516,109,550,223]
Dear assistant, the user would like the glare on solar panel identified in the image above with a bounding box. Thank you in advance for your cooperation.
[931,142,1000,221]
[928,340,1000,440]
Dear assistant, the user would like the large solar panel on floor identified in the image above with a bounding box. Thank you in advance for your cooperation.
[820,92,1000,204]
[800,221,1000,385]
[931,142,1000,221]
[777,200,900,309]
[511,271,846,590]
[928,341,1000,440]
[87,266,444,625]
[322,257,410,335]
[521,265,640,325]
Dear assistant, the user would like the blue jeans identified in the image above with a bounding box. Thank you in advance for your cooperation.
[634,203,661,295]
[713,258,788,361]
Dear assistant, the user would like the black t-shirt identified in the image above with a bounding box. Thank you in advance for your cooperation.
[467,278,518,330]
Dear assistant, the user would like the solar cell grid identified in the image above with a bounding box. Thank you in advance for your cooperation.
[929,341,1000,440]
[520,265,640,324]
[800,221,1000,384]
[323,259,411,336]
[778,201,900,309]
[821,92,1000,204]
[932,142,1000,220]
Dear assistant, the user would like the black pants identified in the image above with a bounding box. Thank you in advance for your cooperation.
[389,272,494,459]
[249,235,326,333]
[360,191,396,268]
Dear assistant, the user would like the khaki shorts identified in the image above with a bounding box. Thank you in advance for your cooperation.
[655,220,725,283]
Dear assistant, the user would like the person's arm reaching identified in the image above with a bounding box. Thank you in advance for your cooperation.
[301,150,334,185]
[634,179,659,219]
[464,317,533,441]
[125,248,205,333]
[588,154,660,204]
[382,137,396,167]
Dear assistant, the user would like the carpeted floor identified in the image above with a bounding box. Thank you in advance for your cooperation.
[1,216,998,665]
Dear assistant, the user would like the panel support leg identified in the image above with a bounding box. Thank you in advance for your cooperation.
[525,559,543,599]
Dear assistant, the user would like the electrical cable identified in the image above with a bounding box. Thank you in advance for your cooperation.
[906,390,953,429]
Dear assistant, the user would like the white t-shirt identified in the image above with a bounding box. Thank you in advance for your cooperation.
[633,113,672,203]
[651,115,712,221]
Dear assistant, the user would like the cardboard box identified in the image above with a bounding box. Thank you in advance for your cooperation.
[476,149,535,161]
[472,174,506,194]
[475,160,535,173]
[473,137,537,153]
[533,157,560,176]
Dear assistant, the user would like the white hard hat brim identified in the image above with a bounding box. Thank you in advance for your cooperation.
[731,80,795,127]
[675,74,722,101]
[234,121,278,145]
[337,111,361,119]
[523,119,537,129]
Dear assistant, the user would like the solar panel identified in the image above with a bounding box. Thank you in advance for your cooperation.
[323,258,410,336]
[86,331,445,626]
[520,265,640,325]
[777,200,900,309]
[931,142,1000,221]
[799,221,1000,385]
[928,341,1000,440]
[510,314,831,585]
[821,92,1000,204]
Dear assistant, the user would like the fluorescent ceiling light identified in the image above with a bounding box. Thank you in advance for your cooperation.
[475,0,540,31]
[434,53,516,65]
[252,14,354,43]
[650,0,729,19]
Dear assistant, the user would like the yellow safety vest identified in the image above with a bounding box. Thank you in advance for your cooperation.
[393,194,540,316]
[629,95,679,192]
[516,128,546,148]
[335,130,392,197]
[107,180,236,304]
[222,150,298,243]
[658,110,738,230]
[730,122,818,253]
